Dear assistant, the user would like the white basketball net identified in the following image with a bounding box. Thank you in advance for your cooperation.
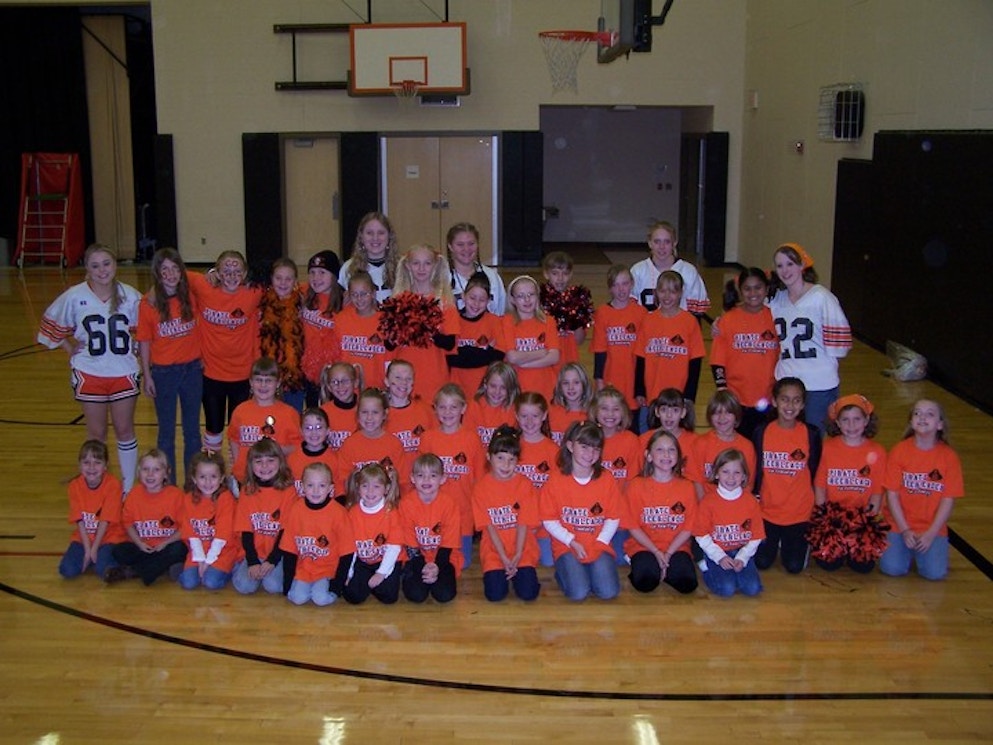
[539,31,598,94]
[392,80,420,106]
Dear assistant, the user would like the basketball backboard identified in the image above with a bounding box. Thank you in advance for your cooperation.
[348,22,468,96]
[597,0,655,63]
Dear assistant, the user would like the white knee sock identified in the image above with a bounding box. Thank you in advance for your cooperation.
[118,438,138,494]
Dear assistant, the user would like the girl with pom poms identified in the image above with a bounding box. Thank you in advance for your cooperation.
[807,394,889,573]
[380,244,459,402]
[258,258,307,413]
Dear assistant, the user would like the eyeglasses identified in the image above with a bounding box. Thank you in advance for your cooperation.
[329,378,354,386]
[303,424,326,431]
[512,292,536,301]
[350,291,372,298]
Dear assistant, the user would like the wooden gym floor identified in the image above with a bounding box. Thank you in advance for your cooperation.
[2,262,992,743]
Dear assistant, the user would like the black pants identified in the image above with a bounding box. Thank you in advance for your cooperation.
[202,376,250,435]
[402,555,457,603]
[343,559,401,604]
[755,520,810,574]
[112,541,188,585]
[629,550,698,594]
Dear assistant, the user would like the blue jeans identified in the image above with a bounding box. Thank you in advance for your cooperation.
[59,541,118,578]
[178,565,231,590]
[232,559,284,594]
[553,551,620,601]
[150,359,203,480]
[287,578,339,606]
[879,532,949,581]
[702,549,763,597]
[803,386,838,436]
[537,536,555,567]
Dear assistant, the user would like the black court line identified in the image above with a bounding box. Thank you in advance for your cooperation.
[1,579,991,702]
[950,528,993,582]
[0,535,36,540]
[0,346,49,362]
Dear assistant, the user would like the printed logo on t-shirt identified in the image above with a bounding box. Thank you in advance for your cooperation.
[762,450,808,475]
[903,470,945,496]
[640,504,686,530]
[645,336,688,358]
[486,504,519,529]
[825,467,872,491]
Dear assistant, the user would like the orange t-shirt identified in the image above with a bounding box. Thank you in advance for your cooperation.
[278,498,353,582]
[399,487,463,576]
[121,484,184,548]
[66,473,126,545]
[187,272,261,382]
[621,476,698,556]
[387,399,433,455]
[503,315,560,398]
[286,448,340,498]
[335,430,407,484]
[687,431,757,491]
[600,430,644,487]
[693,489,766,553]
[226,400,302,482]
[548,404,587,446]
[516,437,560,490]
[709,306,779,408]
[390,304,460,401]
[450,310,507,395]
[465,398,515,448]
[883,438,964,535]
[815,437,887,510]
[636,309,705,396]
[418,426,486,535]
[319,399,358,451]
[472,472,540,573]
[592,301,647,409]
[755,421,816,525]
[540,471,622,562]
[334,305,388,390]
[347,503,403,566]
[179,490,241,572]
[299,286,339,384]
[233,484,297,562]
[135,294,200,366]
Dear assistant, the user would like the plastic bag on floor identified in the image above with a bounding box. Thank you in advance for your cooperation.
[883,340,927,382]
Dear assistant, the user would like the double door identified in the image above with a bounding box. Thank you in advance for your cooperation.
[383,136,498,262]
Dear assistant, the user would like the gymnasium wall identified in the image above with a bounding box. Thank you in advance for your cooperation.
[740,1,993,285]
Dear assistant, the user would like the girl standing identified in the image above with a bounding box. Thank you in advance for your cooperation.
[446,222,506,314]
[540,421,622,601]
[286,407,338,496]
[503,275,560,399]
[592,264,646,426]
[635,270,705,407]
[472,426,541,602]
[622,431,699,594]
[419,383,485,567]
[334,271,387,391]
[280,462,353,606]
[448,271,506,395]
[514,392,559,567]
[178,450,238,590]
[231,438,297,595]
[548,362,594,445]
[879,400,964,581]
[188,250,262,455]
[38,244,142,492]
[809,394,888,573]
[318,362,360,450]
[465,361,520,448]
[693,448,765,597]
[630,221,710,316]
[300,250,343,407]
[59,440,126,579]
[769,243,852,433]
[259,258,306,412]
[137,247,202,480]
[335,388,407,482]
[687,390,757,499]
[751,377,821,574]
[338,211,400,304]
[387,244,460,401]
[108,449,187,584]
[343,463,404,604]
[710,267,779,440]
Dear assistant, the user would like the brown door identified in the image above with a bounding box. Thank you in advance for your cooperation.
[284,136,341,268]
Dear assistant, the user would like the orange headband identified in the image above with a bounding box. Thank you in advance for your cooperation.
[780,242,815,270]
[828,394,874,421]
